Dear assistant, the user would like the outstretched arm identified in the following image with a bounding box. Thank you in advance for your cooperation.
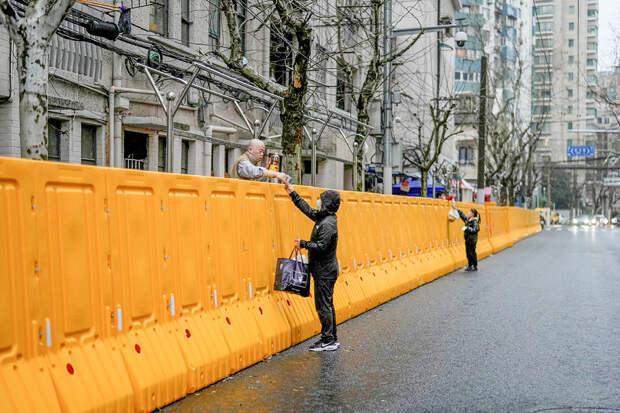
[285,180,319,221]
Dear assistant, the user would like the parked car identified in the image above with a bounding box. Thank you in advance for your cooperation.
[612,216,619,226]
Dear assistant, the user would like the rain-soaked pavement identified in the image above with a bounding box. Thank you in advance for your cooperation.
[163,226,620,413]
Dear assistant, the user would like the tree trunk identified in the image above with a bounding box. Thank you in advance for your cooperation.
[17,29,49,159]
[279,26,311,184]
[353,58,380,191]
[420,170,429,198]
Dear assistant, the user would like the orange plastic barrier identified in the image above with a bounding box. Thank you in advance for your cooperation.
[0,157,540,412]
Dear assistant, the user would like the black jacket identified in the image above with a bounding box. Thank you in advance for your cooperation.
[458,209,480,243]
[290,190,340,279]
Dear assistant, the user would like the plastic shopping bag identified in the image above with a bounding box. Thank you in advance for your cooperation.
[274,249,311,297]
[448,208,460,222]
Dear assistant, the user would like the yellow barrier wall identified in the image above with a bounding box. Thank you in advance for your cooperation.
[0,157,539,412]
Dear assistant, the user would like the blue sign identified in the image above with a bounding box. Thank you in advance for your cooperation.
[566,145,595,157]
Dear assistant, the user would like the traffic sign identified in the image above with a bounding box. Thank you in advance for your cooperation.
[566,145,595,157]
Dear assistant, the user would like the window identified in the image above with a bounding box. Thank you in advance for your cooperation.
[567,105,573,114]
[534,89,551,99]
[587,108,597,118]
[531,122,551,134]
[303,159,319,174]
[568,22,574,31]
[533,55,549,66]
[455,72,461,80]
[534,22,553,33]
[568,121,573,130]
[535,38,553,49]
[587,9,597,17]
[81,124,97,165]
[150,0,168,36]
[533,5,553,16]
[47,119,62,161]
[534,71,552,83]
[270,25,293,86]
[316,46,328,101]
[209,0,221,50]
[568,55,574,64]
[567,139,573,148]
[568,5,575,15]
[568,89,573,97]
[181,140,189,174]
[568,39,574,48]
[568,72,574,81]
[458,146,474,164]
[235,0,247,54]
[587,58,596,66]
[533,105,550,115]
[336,62,348,110]
[181,0,191,46]
[158,137,167,172]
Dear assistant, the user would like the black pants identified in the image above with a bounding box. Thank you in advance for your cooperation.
[314,276,337,343]
[465,239,478,269]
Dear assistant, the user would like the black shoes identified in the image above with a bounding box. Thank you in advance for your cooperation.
[309,340,340,352]
[464,266,478,272]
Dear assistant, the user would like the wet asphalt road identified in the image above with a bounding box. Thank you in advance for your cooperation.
[163,226,620,413]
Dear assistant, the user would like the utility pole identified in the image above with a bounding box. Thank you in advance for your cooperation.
[166,92,176,173]
[546,163,551,207]
[432,0,440,199]
[436,0,441,101]
[476,55,487,205]
[383,0,393,195]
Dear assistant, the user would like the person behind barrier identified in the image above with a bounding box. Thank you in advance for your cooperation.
[452,199,480,272]
[231,139,288,182]
[284,179,341,352]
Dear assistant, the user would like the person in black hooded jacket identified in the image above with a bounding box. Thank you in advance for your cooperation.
[285,180,341,352]
[452,199,480,271]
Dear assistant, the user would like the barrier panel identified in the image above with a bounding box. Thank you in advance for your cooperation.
[0,157,540,412]
[485,204,513,253]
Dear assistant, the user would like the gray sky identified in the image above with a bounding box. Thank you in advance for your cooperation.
[598,0,619,71]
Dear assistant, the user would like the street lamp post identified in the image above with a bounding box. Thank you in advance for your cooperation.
[383,0,393,195]
[476,55,487,205]
[381,7,466,196]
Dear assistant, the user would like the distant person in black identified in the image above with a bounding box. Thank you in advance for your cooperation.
[284,180,341,352]
[452,199,480,271]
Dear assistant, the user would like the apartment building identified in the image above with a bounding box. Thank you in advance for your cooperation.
[389,0,462,190]
[452,0,533,201]
[0,0,466,192]
[531,0,600,163]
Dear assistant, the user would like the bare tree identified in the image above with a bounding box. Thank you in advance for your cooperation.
[1,0,77,159]
[481,40,548,206]
[215,0,312,183]
[401,100,462,196]
[335,0,423,190]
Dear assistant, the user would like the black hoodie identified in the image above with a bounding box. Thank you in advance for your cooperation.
[289,190,340,279]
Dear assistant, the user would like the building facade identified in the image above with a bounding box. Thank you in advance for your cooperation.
[531,0,599,163]
[452,0,533,201]
[0,0,464,193]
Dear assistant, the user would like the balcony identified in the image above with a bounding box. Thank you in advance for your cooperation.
[455,12,485,27]
[503,4,519,18]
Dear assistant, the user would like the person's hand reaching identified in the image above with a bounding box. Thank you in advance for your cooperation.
[284,178,294,194]
[294,239,302,250]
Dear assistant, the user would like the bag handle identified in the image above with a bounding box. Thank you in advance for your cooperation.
[288,247,299,260]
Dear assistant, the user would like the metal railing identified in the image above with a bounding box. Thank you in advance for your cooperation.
[125,157,145,170]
